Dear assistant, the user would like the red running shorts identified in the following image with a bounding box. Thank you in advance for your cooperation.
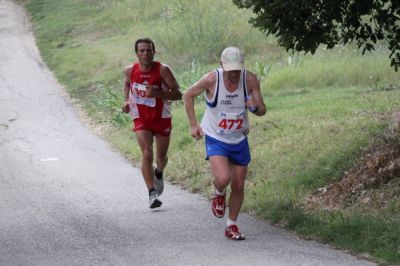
[133,118,172,136]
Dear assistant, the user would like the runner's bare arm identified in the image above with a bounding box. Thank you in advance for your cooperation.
[147,64,181,100]
[245,71,267,116]
[122,65,133,113]
[184,71,216,139]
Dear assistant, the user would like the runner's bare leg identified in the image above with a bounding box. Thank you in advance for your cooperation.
[228,164,247,221]
[155,134,170,172]
[135,130,155,189]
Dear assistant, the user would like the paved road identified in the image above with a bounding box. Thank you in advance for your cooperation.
[0,0,376,265]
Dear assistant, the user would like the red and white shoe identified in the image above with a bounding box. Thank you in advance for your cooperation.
[225,224,245,240]
[211,194,225,218]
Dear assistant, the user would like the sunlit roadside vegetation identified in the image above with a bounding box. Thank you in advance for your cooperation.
[18,0,400,263]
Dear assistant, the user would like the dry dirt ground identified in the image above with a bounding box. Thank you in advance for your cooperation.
[305,111,400,212]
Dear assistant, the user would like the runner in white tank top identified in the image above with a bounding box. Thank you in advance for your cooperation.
[200,68,249,144]
[184,47,267,240]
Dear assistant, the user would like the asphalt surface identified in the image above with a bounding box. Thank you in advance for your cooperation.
[0,0,377,265]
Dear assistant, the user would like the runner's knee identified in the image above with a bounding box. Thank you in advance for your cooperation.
[214,174,230,188]
[142,149,153,163]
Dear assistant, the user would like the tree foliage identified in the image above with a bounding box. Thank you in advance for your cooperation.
[233,0,400,71]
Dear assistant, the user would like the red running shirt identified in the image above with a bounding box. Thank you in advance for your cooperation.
[128,61,171,120]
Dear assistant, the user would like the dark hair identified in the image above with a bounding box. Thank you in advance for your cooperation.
[134,38,155,53]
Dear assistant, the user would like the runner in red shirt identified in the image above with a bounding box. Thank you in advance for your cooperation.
[122,38,181,208]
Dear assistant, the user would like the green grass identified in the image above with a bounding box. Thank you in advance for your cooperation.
[263,46,399,92]
[19,0,400,264]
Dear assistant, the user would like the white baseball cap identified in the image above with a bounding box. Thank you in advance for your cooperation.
[220,47,244,71]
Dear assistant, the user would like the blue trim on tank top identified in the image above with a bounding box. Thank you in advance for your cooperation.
[205,69,248,108]
[206,69,219,108]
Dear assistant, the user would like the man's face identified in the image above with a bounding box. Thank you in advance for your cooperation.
[136,42,154,65]
[225,70,241,82]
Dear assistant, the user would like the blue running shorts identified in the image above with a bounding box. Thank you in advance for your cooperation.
[205,135,251,166]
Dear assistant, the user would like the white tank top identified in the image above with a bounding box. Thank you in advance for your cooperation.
[200,68,249,144]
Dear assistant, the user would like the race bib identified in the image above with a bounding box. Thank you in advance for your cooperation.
[132,84,156,107]
[216,111,244,135]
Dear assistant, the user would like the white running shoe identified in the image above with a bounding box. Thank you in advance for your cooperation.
[149,191,162,209]
[154,167,164,196]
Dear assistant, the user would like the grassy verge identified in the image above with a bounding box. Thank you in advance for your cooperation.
[19,0,400,263]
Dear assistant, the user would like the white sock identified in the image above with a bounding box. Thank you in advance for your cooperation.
[227,218,236,227]
[215,188,226,196]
